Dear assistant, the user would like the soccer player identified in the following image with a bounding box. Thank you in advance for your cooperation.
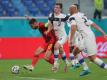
[45,3,70,72]
[23,16,69,72]
[68,25,90,76]
[68,4,107,74]
[23,17,56,71]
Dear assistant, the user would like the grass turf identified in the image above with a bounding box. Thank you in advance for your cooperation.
[0,59,107,80]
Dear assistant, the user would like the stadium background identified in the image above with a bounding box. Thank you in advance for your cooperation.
[0,0,107,59]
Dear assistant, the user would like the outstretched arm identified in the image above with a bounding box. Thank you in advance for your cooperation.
[91,23,106,35]
[91,23,107,39]
[70,25,77,46]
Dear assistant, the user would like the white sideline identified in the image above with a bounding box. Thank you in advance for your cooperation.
[17,76,59,80]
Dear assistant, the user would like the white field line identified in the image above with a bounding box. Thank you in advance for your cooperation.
[17,76,59,80]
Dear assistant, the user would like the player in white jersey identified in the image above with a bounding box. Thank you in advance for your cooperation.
[45,3,70,72]
[67,21,90,76]
[68,4,107,72]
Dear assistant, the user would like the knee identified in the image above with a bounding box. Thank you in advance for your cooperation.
[88,56,96,62]
[54,43,60,50]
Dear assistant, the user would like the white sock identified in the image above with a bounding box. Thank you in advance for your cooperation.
[82,62,89,70]
[78,53,89,70]
[62,52,66,62]
[54,49,59,63]
[70,53,75,65]
[94,57,107,69]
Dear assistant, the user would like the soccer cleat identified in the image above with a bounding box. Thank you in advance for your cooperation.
[75,63,80,68]
[80,70,91,76]
[52,62,59,73]
[23,65,34,71]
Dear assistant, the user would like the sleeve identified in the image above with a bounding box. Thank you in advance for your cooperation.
[68,17,76,27]
[48,13,53,21]
[86,19,94,26]
[83,14,94,26]
[48,13,53,24]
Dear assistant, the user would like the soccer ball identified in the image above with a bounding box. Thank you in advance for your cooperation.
[11,65,20,74]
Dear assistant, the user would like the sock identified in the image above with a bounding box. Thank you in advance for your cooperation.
[62,52,66,61]
[54,49,59,63]
[78,53,89,70]
[70,53,75,66]
[32,55,39,67]
[75,59,79,64]
[79,59,89,70]
[94,57,107,69]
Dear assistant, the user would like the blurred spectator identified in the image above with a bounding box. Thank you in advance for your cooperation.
[93,0,103,21]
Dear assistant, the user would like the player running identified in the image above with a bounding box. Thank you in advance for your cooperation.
[68,4,107,74]
[45,3,70,72]
[23,17,56,71]
[67,20,90,76]
[23,16,69,72]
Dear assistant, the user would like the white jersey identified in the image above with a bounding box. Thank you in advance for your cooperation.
[68,12,94,37]
[68,12,97,56]
[49,13,67,39]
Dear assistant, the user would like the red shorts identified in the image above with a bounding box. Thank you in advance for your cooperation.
[41,38,56,52]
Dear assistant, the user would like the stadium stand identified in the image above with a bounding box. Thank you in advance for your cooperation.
[104,0,107,9]
[0,0,55,16]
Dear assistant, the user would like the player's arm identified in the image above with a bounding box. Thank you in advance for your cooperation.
[91,23,107,39]
[45,13,53,35]
[70,25,77,45]
[91,23,106,35]
[69,17,77,46]
[86,19,106,36]
[45,21,53,34]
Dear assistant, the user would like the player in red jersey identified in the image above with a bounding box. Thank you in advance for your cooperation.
[23,17,56,71]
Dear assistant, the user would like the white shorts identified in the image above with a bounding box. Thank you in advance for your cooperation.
[77,33,97,56]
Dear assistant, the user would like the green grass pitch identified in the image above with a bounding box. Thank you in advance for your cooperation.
[0,59,107,80]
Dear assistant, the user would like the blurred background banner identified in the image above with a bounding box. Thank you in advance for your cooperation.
[0,36,107,59]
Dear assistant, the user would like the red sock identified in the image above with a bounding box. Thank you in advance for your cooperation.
[32,55,39,67]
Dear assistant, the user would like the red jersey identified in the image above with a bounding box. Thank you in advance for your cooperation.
[37,22,56,43]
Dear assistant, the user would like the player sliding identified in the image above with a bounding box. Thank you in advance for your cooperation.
[68,4,107,74]
[23,16,69,72]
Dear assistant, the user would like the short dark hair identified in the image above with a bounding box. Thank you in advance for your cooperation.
[73,4,79,9]
[29,18,37,25]
[55,3,63,9]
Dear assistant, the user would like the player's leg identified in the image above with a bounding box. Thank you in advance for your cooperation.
[59,46,70,72]
[23,47,44,71]
[44,44,54,65]
[86,35,107,70]
[52,42,60,72]
[69,46,79,67]
[77,52,90,76]
[53,37,67,72]
[88,55,107,69]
